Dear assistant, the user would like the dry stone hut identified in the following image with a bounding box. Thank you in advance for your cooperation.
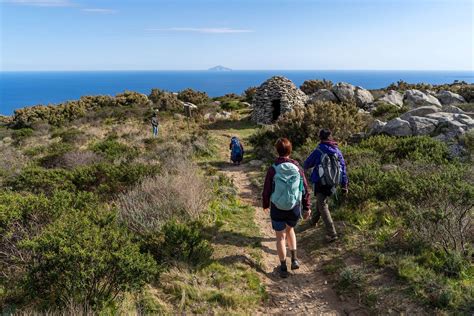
[251,76,307,124]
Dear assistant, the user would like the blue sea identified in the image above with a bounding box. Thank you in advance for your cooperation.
[1,70,473,115]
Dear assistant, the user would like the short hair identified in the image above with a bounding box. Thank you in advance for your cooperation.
[275,138,292,157]
[319,128,332,141]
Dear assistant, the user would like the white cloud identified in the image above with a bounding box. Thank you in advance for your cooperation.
[81,8,117,14]
[147,27,254,34]
[5,0,73,6]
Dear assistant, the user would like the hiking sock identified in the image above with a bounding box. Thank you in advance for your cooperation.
[279,261,289,278]
[290,250,297,261]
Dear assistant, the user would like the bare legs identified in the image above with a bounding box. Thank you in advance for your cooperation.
[275,225,297,261]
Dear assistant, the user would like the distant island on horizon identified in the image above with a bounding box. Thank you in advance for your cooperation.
[208,65,232,71]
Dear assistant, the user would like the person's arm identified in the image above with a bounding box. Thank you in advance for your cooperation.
[240,143,244,155]
[262,166,275,209]
[338,150,348,189]
[229,142,232,150]
[303,148,319,170]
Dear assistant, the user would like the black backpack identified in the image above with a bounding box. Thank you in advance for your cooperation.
[316,148,341,195]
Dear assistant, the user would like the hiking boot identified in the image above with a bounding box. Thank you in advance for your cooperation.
[325,235,339,243]
[279,266,289,278]
[291,259,300,270]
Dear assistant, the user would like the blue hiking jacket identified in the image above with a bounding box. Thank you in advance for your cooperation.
[303,141,348,188]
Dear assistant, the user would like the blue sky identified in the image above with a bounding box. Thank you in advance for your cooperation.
[1,0,473,70]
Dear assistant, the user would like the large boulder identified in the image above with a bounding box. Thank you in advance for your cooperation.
[332,82,356,103]
[309,89,338,103]
[379,90,404,107]
[425,112,456,123]
[441,104,465,114]
[436,90,466,106]
[355,87,374,108]
[454,114,474,129]
[382,118,412,136]
[369,119,386,135]
[404,89,441,108]
[434,120,466,140]
[407,116,438,136]
[400,105,440,120]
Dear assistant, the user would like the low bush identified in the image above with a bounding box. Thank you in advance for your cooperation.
[49,150,103,170]
[8,166,75,194]
[178,88,209,105]
[221,100,245,111]
[22,209,157,310]
[117,163,209,234]
[243,86,257,103]
[72,163,158,196]
[356,135,449,164]
[142,220,213,267]
[39,142,74,168]
[149,88,181,112]
[300,79,334,95]
[90,137,139,162]
[11,128,34,145]
[51,127,86,144]
[249,101,364,157]
[0,190,99,294]
[371,103,408,121]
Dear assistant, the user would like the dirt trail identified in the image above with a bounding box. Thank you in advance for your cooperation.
[218,138,366,315]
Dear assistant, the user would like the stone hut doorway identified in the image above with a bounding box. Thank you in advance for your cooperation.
[271,99,281,121]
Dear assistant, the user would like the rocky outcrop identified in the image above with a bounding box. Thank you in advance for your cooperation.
[309,89,338,103]
[381,118,412,136]
[331,83,374,108]
[332,82,374,108]
[407,116,438,136]
[369,119,386,135]
[400,105,440,120]
[332,82,355,103]
[252,76,307,124]
[371,106,473,141]
[436,90,466,106]
[355,87,374,108]
[404,89,441,108]
[379,90,403,107]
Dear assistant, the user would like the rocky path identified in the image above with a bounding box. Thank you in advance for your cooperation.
[216,132,366,315]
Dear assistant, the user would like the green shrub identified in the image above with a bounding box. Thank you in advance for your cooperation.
[178,88,209,105]
[22,209,157,309]
[243,86,257,103]
[91,137,139,161]
[357,135,449,164]
[8,166,75,194]
[51,128,86,144]
[149,88,181,112]
[221,100,244,111]
[11,128,34,145]
[72,163,158,196]
[39,142,74,168]
[300,79,333,95]
[142,221,212,267]
[371,103,408,121]
[0,190,99,294]
[249,101,364,157]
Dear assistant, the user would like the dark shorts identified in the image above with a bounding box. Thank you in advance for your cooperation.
[270,203,301,231]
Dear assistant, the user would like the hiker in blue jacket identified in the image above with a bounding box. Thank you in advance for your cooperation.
[229,136,244,165]
[304,129,348,242]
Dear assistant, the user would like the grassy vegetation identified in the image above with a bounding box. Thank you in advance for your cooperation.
[0,99,266,314]
[249,104,473,313]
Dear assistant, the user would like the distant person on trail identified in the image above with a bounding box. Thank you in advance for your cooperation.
[304,129,348,242]
[229,136,244,165]
[151,112,159,137]
[262,138,311,278]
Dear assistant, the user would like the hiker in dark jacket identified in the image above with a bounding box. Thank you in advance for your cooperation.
[151,112,159,137]
[229,136,244,165]
[304,129,348,242]
[262,138,311,278]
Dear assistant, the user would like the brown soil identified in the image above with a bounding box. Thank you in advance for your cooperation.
[220,162,368,315]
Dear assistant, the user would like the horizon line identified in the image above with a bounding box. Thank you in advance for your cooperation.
[1,69,473,72]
